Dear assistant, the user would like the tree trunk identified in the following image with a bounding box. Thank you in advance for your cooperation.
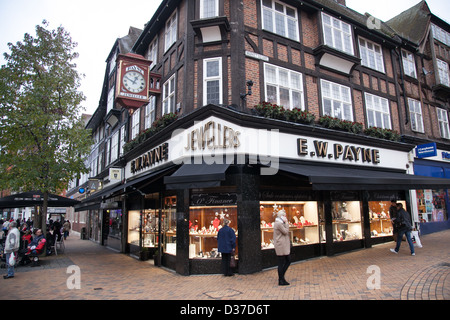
[41,191,48,235]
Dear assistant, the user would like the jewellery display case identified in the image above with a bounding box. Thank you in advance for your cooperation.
[188,205,238,259]
[331,201,362,242]
[260,201,319,249]
[162,196,177,255]
[128,209,159,248]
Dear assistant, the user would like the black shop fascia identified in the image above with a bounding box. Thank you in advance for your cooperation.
[122,105,450,275]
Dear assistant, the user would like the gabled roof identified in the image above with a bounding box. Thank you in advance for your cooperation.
[386,0,431,45]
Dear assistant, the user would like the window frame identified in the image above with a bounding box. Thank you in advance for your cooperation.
[358,37,385,73]
[437,107,450,139]
[321,12,354,55]
[200,0,219,19]
[401,49,417,78]
[147,38,158,70]
[162,74,176,115]
[364,92,391,130]
[144,96,156,129]
[437,59,450,87]
[261,0,299,41]
[203,57,223,105]
[164,10,178,52]
[320,79,353,121]
[264,63,305,110]
[131,108,141,140]
[408,98,424,133]
[110,130,119,163]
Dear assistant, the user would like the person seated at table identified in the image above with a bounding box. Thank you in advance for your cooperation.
[25,229,46,256]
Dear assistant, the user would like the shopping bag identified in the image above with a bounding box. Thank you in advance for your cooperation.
[411,230,422,248]
[8,252,16,266]
[230,249,236,268]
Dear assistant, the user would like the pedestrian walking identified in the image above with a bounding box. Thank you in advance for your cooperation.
[63,220,71,240]
[390,203,415,256]
[3,221,20,279]
[217,219,236,277]
[389,200,398,242]
[273,209,291,286]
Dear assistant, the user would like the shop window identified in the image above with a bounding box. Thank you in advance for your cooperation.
[163,196,177,255]
[369,200,405,237]
[128,209,159,249]
[417,189,448,223]
[189,205,237,259]
[331,201,362,242]
[189,193,238,259]
[108,209,122,239]
[260,201,319,249]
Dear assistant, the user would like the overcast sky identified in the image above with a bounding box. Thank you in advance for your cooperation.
[1,0,449,116]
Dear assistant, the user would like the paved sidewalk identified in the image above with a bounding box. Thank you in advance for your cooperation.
[0,230,449,301]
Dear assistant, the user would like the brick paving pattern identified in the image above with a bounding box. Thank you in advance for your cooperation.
[0,230,449,300]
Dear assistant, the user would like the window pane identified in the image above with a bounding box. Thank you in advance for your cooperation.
[266,85,277,103]
[280,88,290,107]
[263,9,273,33]
[206,60,219,77]
[207,80,220,104]
[275,12,286,37]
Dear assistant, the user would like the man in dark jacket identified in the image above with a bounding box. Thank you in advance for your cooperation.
[217,219,236,276]
[390,203,415,256]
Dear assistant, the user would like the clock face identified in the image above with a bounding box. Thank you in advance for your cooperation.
[123,71,146,93]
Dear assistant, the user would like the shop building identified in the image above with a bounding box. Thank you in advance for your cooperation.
[68,0,450,275]
[386,2,450,234]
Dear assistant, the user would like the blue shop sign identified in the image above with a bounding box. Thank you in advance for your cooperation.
[416,142,437,158]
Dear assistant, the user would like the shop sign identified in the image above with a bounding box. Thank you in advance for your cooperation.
[442,151,450,161]
[190,193,237,206]
[297,138,380,164]
[130,142,168,174]
[416,142,437,159]
[183,120,241,151]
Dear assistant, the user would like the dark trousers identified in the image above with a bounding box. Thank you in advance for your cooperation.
[221,253,232,276]
[277,255,291,281]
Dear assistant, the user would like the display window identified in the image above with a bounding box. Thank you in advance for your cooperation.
[189,205,238,259]
[331,201,362,242]
[260,201,319,249]
[189,192,238,259]
[163,196,177,255]
[369,200,405,237]
[416,189,448,223]
[128,209,160,248]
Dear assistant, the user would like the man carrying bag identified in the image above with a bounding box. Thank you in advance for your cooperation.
[390,203,415,256]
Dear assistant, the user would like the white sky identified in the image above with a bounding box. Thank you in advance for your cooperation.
[1,0,449,116]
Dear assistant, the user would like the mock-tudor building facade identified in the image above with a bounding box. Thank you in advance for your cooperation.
[67,0,450,275]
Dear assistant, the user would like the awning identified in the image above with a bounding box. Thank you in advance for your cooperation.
[0,191,80,209]
[164,162,230,190]
[278,162,450,191]
[75,165,176,211]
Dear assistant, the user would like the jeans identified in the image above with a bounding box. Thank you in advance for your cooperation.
[6,252,17,277]
[395,228,415,254]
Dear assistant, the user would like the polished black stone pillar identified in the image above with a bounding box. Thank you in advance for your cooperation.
[236,164,262,274]
[176,188,190,275]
